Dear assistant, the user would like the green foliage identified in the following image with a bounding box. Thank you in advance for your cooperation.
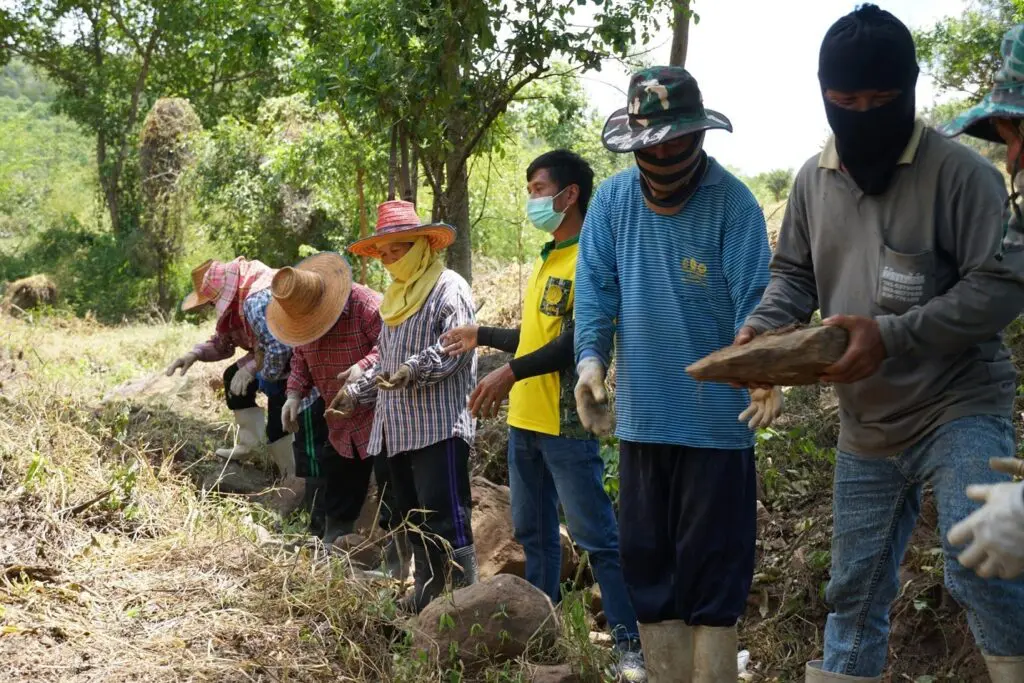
[915,0,1024,102]
[756,169,794,203]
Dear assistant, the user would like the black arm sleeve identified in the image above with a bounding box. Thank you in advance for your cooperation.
[477,326,520,353]
[508,320,575,381]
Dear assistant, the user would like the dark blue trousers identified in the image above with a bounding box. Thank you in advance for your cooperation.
[618,441,756,626]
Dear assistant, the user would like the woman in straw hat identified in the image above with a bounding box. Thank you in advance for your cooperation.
[266,251,408,575]
[165,257,304,509]
[939,25,1024,592]
[332,200,477,613]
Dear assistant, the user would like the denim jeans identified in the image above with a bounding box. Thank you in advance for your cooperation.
[508,427,639,645]
[824,415,1024,677]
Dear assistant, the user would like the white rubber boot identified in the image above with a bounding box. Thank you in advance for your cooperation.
[638,620,692,683]
[693,625,738,683]
[267,434,304,516]
[984,654,1024,683]
[215,407,265,462]
[805,660,881,682]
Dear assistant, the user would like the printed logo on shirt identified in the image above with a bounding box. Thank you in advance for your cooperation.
[879,265,926,304]
[540,277,572,316]
[681,257,708,286]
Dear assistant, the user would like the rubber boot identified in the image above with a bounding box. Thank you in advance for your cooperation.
[215,407,265,462]
[382,530,412,580]
[984,654,1024,682]
[322,515,355,546]
[267,435,305,516]
[805,661,882,682]
[693,625,737,683]
[637,621,693,683]
[399,542,447,614]
[451,544,478,588]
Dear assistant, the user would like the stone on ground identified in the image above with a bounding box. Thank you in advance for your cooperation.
[412,574,560,671]
[530,664,580,683]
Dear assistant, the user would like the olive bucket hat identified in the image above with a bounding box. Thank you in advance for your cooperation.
[602,66,733,153]
[941,25,1024,142]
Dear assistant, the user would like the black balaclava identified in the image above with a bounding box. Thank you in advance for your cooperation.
[818,4,920,195]
[634,131,708,216]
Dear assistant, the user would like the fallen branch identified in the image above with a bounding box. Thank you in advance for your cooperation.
[59,488,114,518]
[2,564,60,582]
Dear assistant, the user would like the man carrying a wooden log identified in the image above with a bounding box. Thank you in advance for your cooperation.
[940,24,1024,586]
[739,6,1024,682]
[573,66,777,681]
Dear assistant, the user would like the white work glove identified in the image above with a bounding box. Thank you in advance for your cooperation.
[739,387,784,430]
[948,457,1024,580]
[337,364,365,385]
[165,352,198,377]
[282,394,301,434]
[327,386,357,418]
[574,357,614,437]
[375,364,413,391]
[229,366,255,396]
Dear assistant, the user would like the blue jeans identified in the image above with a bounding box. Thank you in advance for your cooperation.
[824,415,1024,677]
[508,427,639,645]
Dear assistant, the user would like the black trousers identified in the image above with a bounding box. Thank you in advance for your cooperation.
[294,396,397,530]
[618,441,756,626]
[388,437,473,551]
[223,362,286,444]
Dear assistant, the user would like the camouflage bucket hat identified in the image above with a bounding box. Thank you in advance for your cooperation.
[602,66,732,153]
[941,25,1024,143]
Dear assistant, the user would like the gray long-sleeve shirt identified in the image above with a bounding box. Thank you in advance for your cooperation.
[745,122,1024,457]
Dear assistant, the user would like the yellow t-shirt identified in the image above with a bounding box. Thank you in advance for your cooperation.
[507,238,578,437]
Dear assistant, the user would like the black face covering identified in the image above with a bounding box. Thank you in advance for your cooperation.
[818,4,920,195]
[634,131,707,215]
[824,89,916,195]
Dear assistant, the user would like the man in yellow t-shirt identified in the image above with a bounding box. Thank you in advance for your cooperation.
[443,150,644,682]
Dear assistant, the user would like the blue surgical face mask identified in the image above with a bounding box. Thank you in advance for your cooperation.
[526,187,568,233]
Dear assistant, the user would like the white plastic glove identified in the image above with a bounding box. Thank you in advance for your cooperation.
[165,352,198,377]
[229,366,255,396]
[337,363,365,385]
[739,387,784,430]
[948,458,1024,580]
[574,357,614,437]
[282,394,301,434]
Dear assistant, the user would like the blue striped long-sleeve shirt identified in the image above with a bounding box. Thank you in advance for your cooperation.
[575,161,771,449]
[350,269,477,456]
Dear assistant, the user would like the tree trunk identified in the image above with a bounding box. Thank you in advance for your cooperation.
[356,166,368,284]
[410,145,419,206]
[387,125,398,201]
[670,0,691,67]
[398,125,413,202]
[442,153,472,283]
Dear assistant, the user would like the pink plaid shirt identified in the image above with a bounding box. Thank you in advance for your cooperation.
[287,283,383,459]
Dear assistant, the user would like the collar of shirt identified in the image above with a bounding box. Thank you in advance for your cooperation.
[540,234,579,261]
[818,118,926,170]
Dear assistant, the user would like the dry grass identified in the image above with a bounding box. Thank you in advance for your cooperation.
[0,311,610,682]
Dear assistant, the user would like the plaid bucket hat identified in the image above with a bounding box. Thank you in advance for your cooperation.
[602,66,732,153]
[941,25,1024,142]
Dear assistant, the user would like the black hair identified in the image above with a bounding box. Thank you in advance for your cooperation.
[526,149,595,216]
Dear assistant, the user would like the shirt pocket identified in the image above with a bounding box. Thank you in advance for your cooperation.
[539,277,572,318]
[875,244,935,315]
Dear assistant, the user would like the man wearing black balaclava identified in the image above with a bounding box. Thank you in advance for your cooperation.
[736,5,1024,683]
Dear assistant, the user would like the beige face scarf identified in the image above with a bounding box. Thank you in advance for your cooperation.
[634,131,708,216]
[378,237,445,327]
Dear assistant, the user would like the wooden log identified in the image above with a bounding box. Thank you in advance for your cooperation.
[686,326,849,386]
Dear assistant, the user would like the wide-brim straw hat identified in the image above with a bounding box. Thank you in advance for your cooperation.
[266,252,353,346]
[181,259,215,312]
[348,200,455,258]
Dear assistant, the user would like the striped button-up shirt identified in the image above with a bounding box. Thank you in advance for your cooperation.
[287,283,382,459]
[350,269,477,457]
[242,288,292,382]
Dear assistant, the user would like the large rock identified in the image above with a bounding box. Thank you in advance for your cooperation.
[412,574,560,671]
[470,477,579,582]
[686,325,848,386]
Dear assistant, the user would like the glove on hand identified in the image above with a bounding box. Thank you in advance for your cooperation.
[739,387,784,430]
[166,352,198,377]
[229,366,255,397]
[574,357,614,437]
[281,394,301,433]
[376,364,413,391]
[948,458,1024,580]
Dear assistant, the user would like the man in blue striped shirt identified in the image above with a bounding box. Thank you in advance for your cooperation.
[574,67,778,681]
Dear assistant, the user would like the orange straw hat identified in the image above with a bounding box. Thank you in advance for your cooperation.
[348,200,455,258]
[181,259,216,312]
[265,252,353,346]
